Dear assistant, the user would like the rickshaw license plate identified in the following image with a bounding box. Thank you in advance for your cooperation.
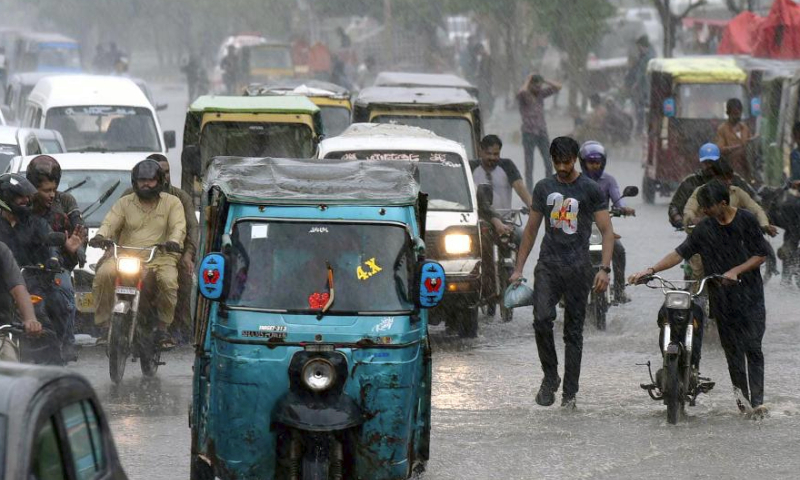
[115,286,138,295]
[75,292,95,313]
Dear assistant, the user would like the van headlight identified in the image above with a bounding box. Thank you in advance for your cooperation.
[589,224,602,245]
[116,257,141,275]
[444,234,472,254]
[302,358,336,392]
[664,291,691,310]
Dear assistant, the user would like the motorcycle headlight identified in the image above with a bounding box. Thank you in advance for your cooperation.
[444,234,472,254]
[301,358,336,392]
[116,257,141,275]
[589,224,602,245]
[664,291,691,310]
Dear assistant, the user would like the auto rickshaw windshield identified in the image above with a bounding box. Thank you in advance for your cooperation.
[249,46,293,70]
[226,221,415,314]
[677,83,747,119]
[200,122,315,162]
[373,115,475,159]
[319,106,352,137]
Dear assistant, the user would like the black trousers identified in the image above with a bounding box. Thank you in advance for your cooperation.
[522,132,553,191]
[717,315,765,407]
[533,262,593,396]
[612,239,626,293]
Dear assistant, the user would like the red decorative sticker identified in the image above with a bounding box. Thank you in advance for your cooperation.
[424,277,442,293]
[203,269,220,285]
[308,292,330,309]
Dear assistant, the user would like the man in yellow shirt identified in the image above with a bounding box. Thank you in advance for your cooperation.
[90,160,186,347]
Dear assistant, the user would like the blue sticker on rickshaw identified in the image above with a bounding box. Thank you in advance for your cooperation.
[199,253,225,300]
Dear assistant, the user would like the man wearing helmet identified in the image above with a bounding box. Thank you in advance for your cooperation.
[578,141,635,303]
[667,143,755,230]
[89,159,186,348]
[27,155,86,360]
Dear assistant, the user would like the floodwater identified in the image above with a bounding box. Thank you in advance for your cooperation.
[69,84,800,479]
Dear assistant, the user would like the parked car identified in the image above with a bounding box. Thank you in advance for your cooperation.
[22,74,175,154]
[0,361,128,479]
[0,126,66,171]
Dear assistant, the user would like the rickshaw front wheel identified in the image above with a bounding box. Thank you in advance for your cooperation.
[190,454,214,480]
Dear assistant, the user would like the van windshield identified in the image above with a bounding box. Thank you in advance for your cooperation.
[323,150,473,211]
[319,106,350,137]
[372,115,475,156]
[58,170,128,226]
[36,44,81,71]
[200,121,314,166]
[677,84,747,119]
[227,221,415,314]
[45,106,161,153]
[249,47,293,70]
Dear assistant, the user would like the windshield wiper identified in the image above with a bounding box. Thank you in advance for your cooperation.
[82,179,121,218]
[61,177,89,195]
[124,146,156,151]
[79,146,109,153]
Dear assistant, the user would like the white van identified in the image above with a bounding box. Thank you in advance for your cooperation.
[318,123,483,337]
[23,75,175,154]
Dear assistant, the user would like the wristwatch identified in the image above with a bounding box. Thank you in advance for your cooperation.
[599,265,612,274]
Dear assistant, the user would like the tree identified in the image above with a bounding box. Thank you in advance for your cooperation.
[651,0,708,57]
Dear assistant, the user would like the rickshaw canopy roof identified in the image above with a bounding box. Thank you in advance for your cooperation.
[374,72,478,94]
[735,56,800,81]
[244,79,350,99]
[647,56,747,83]
[354,86,478,109]
[188,95,320,114]
[205,157,420,206]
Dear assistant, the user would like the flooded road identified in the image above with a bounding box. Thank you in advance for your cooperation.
[70,85,800,479]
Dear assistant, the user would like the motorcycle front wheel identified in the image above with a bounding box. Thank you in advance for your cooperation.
[108,313,130,384]
[664,354,682,425]
[138,329,161,377]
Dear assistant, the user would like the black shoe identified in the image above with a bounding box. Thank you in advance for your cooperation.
[535,376,561,407]
[486,303,496,317]
[613,289,631,305]
[94,327,109,346]
[561,394,576,410]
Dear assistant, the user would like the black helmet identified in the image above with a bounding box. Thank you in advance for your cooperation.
[0,173,37,217]
[131,159,164,200]
[26,155,63,188]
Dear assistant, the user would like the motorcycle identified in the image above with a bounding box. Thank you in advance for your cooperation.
[480,207,526,322]
[101,242,169,384]
[634,274,723,424]
[759,182,800,286]
[586,186,638,330]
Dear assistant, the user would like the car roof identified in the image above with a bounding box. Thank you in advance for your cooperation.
[245,79,350,98]
[189,95,320,114]
[374,71,476,91]
[29,75,153,109]
[16,32,79,45]
[320,123,467,156]
[354,86,478,108]
[0,362,91,415]
[11,152,149,173]
[8,72,64,87]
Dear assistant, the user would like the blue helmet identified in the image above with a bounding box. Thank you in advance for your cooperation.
[698,143,720,162]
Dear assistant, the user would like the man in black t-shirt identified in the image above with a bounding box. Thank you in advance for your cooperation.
[0,241,41,338]
[630,180,770,414]
[510,137,616,409]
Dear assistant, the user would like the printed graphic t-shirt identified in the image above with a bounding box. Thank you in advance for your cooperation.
[531,174,606,266]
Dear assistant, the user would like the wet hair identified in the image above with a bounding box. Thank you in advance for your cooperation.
[480,134,503,150]
[147,153,169,164]
[698,179,730,208]
[792,121,800,139]
[531,74,544,84]
[726,98,743,112]
[550,136,580,163]
[636,35,650,47]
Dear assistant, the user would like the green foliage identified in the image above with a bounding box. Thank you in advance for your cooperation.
[527,0,615,62]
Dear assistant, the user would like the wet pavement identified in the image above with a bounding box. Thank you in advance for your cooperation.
[68,84,800,479]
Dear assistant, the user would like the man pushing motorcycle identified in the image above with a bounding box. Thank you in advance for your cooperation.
[90,159,186,349]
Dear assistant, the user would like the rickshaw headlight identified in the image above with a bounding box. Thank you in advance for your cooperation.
[301,358,336,392]
[444,234,471,254]
[116,257,141,275]
[664,291,691,310]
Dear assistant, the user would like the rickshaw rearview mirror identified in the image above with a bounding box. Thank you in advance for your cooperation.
[198,253,228,301]
[416,261,446,309]
[751,97,762,117]
[663,98,676,118]
[622,186,639,198]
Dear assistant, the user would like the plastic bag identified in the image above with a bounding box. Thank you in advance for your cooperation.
[504,278,534,309]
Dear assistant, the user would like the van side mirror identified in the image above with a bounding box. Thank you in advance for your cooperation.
[415,261,446,309]
[476,184,493,206]
[164,130,177,150]
[750,97,762,117]
[182,145,201,177]
[663,98,675,117]
[198,253,229,300]
[621,186,639,198]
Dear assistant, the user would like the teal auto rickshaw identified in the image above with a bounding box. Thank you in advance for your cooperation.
[191,157,445,480]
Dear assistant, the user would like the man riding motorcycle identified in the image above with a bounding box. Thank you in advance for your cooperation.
[27,155,86,360]
[90,159,186,348]
[668,143,755,230]
[0,173,78,361]
[578,141,634,302]
[470,134,532,315]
